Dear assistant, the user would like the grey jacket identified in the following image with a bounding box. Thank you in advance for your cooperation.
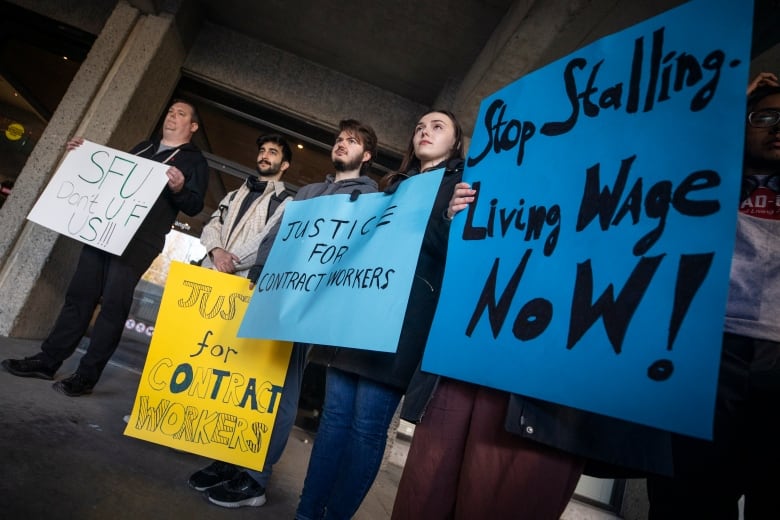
[311,160,463,391]
[248,174,378,282]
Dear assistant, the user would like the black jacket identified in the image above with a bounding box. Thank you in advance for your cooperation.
[128,138,209,253]
[504,394,674,477]
[397,157,674,478]
[310,159,463,391]
[402,376,673,477]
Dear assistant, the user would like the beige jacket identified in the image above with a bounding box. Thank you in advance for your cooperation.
[200,180,290,276]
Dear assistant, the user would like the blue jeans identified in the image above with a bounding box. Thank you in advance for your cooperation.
[296,367,402,520]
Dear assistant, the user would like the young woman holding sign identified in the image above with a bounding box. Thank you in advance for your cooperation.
[392,125,677,517]
[294,110,465,520]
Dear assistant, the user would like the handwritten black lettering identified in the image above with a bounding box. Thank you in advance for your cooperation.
[467,99,536,168]
[463,181,561,256]
[190,330,238,363]
[542,27,736,137]
[308,243,349,264]
[325,267,394,289]
[178,281,250,319]
[567,256,663,353]
[465,251,535,338]
[132,394,267,451]
[577,157,720,255]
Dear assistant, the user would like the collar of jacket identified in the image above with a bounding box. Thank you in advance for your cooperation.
[135,137,198,159]
[407,157,464,177]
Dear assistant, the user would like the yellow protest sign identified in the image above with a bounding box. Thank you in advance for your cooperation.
[124,261,292,470]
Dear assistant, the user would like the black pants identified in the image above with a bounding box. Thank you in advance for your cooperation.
[39,242,159,384]
[647,332,780,520]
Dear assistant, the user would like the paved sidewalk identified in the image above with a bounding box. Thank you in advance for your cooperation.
[0,334,626,520]
[0,336,401,519]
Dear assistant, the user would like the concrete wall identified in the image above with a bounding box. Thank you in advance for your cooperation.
[6,0,116,35]
[182,22,427,155]
[0,0,431,338]
[0,0,773,516]
[0,1,190,336]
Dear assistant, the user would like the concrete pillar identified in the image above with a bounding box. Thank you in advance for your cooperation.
[621,479,649,520]
[0,0,192,337]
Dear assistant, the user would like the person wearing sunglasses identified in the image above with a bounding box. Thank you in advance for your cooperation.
[646,73,780,519]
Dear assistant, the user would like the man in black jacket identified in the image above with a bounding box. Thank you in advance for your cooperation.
[2,99,209,396]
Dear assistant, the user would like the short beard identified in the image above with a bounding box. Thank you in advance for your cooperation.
[256,164,279,177]
[333,156,363,172]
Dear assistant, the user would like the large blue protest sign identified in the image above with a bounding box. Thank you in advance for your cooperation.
[422,0,752,439]
[238,170,444,351]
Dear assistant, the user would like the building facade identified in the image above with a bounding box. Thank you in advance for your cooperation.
[0,1,776,517]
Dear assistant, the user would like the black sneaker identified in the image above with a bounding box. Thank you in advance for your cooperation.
[206,471,266,508]
[188,461,240,491]
[2,356,55,380]
[52,373,95,397]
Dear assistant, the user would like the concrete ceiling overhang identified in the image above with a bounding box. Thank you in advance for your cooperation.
[196,0,516,107]
[127,0,780,135]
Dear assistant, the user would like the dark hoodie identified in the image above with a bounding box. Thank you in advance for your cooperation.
[129,138,209,253]
[392,157,674,480]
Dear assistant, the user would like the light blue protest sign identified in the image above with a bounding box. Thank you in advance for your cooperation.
[238,170,444,351]
[422,0,752,439]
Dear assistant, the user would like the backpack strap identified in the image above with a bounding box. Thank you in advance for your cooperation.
[216,190,239,225]
[267,186,295,218]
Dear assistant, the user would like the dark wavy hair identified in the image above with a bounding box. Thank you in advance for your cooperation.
[747,85,780,113]
[338,119,378,175]
[257,134,293,164]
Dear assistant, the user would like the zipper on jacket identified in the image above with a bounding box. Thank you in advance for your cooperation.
[135,143,154,156]
[135,143,181,164]
[414,274,434,293]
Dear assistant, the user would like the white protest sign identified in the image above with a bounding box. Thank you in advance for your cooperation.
[27,140,169,255]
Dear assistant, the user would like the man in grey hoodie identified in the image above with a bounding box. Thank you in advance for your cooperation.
[188,119,379,509]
